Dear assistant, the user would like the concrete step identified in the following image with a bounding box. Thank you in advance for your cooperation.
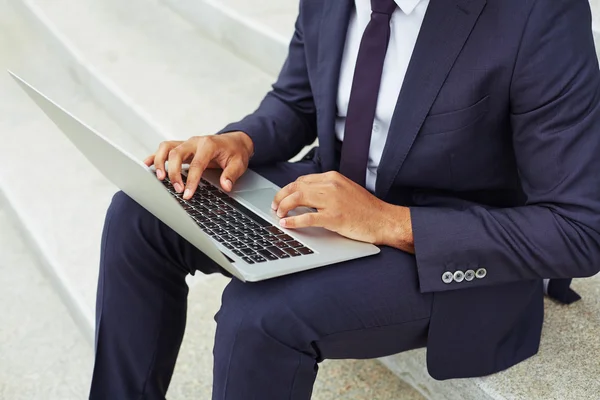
[16,0,275,147]
[384,275,600,400]
[0,207,92,400]
[1,0,304,338]
[0,0,422,398]
[0,0,151,342]
[161,0,296,76]
[8,0,598,398]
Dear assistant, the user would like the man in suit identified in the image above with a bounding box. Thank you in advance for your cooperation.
[89,0,600,399]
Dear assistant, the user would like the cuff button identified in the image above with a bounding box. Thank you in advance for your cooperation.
[442,271,454,284]
[465,269,476,281]
[475,268,487,279]
[453,270,465,283]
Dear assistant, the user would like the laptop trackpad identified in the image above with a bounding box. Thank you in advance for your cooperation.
[237,188,315,218]
[201,169,273,192]
[237,188,279,216]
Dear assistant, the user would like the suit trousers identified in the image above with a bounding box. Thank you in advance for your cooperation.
[89,160,433,400]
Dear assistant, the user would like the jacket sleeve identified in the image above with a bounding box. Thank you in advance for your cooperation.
[410,0,600,293]
[217,3,317,166]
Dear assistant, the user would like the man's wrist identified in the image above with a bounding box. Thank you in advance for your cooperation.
[381,204,415,254]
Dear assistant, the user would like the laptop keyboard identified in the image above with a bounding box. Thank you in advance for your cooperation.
[160,176,314,264]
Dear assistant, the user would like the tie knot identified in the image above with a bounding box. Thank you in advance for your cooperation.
[371,0,397,15]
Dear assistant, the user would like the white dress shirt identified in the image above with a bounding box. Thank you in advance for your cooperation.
[335,0,430,192]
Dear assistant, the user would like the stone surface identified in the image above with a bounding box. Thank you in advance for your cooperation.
[0,208,93,400]
[217,0,297,39]
[0,3,421,398]
[161,0,292,76]
[380,274,600,400]
[477,275,600,400]
[0,0,149,324]
[2,0,599,399]
[30,0,275,145]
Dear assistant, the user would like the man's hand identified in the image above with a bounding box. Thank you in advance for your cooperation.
[144,131,254,200]
[272,171,415,252]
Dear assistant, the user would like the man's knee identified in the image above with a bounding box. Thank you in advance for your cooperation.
[216,279,320,353]
[106,191,146,225]
[102,191,163,267]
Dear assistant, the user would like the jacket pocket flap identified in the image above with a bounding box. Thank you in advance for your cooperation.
[420,95,490,135]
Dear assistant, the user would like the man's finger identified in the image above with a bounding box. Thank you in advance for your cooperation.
[272,181,302,210]
[154,142,178,180]
[167,144,191,193]
[276,188,323,218]
[184,151,212,200]
[220,157,246,192]
[272,172,338,210]
[144,154,155,167]
[273,179,331,211]
[184,138,218,199]
[280,212,324,229]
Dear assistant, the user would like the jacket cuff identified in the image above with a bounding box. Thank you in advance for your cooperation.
[410,206,485,293]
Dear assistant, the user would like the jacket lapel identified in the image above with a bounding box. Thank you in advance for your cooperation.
[316,0,353,172]
[375,0,487,198]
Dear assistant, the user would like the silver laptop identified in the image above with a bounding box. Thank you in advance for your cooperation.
[9,71,380,282]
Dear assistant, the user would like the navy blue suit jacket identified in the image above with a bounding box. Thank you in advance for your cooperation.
[220,0,600,379]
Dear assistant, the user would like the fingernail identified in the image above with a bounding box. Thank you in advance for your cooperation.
[225,179,233,191]
[174,183,183,193]
[271,202,277,210]
[277,210,284,218]
[156,169,164,179]
[184,189,191,199]
[280,219,287,227]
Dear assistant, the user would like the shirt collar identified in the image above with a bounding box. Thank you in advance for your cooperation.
[395,0,424,15]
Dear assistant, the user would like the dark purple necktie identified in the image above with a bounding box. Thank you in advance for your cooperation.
[340,0,397,187]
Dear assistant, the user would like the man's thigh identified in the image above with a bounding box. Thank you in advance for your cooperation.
[219,246,432,360]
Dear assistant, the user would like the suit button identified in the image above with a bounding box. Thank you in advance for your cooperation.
[442,271,454,284]
[465,269,476,281]
[475,268,487,279]
[453,270,465,283]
